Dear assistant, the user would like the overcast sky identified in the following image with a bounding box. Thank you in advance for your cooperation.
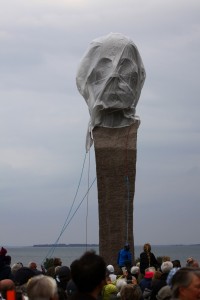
[1,0,200,247]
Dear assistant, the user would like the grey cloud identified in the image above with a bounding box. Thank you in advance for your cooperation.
[0,0,200,246]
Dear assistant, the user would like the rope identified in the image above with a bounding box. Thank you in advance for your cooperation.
[60,177,96,237]
[125,175,130,244]
[43,152,89,262]
[85,148,91,251]
[42,177,96,264]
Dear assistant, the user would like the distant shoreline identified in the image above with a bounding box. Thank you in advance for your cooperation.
[32,243,200,248]
[33,243,99,247]
[5,243,200,248]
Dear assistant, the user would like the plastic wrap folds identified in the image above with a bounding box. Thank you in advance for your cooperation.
[76,33,146,151]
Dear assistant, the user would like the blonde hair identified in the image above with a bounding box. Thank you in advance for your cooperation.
[143,243,151,252]
[143,243,151,267]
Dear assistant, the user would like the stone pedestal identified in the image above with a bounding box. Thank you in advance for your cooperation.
[93,120,140,270]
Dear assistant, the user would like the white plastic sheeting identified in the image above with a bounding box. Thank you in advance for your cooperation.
[76,33,146,151]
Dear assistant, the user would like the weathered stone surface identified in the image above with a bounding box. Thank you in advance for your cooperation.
[93,120,140,270]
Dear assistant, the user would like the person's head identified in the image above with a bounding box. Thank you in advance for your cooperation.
[56,266,71,282]
[0,247,7,256]
[144,271,154,280]
[161,261,173,274]
[120,284,142,300]
[17,262,24,267]
[55,266,61,276]
[53,258,62,267]
[124,244,130,251]
[70,250,106,294]
[28,262,37,270]
[143,243,151,253]
[0,279,15,299]
[11,263,23,275]
[145,266,156,274]
[172,260,181,268]
[130,266,139,279]
[156,285,172,300]
[116,278,127,291]
[186,257,199,268]
[153,270,162,280]
[107,264,114,274]
[14,267,36,286]
[27,275,58,300]
[162,256,171,263]
[171,267,200,299]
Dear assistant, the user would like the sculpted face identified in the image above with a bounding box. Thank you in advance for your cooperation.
[76,33,146,150]
[88,51,138,109]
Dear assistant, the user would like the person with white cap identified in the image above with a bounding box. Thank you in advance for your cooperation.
[130,266,140,283]
[106,265,117,282]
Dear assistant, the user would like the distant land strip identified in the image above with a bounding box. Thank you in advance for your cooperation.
[33,243,99,247]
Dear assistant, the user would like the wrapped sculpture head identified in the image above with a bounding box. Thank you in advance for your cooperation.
[76,33,146,151]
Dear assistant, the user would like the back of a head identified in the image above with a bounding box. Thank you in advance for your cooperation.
[27,275,58,300]
[156,285,172,300]
[70,251,106,293]
[186,257,199,268]
[57,266,71,281]
[116,278,127,291]
[0,247,7,256]
[11,263,23,275]
[161,261,173,274]
[162,256,171,263]
[145,266,156,274]
[107,264,114,274]
[120,284,142,300]
[0,279,15,291]
[172,260,181,268]
[28,262,37,270]
[14,267,36,286]
[130,266,139,276]
[0,279,15,299]
[144,271,154,279]
[153,270,162,280]
[53,258,62,267]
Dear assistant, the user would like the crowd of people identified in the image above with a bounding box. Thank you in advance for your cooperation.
[0,243,200,300]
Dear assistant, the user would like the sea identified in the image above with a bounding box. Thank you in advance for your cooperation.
[6,244,200,271]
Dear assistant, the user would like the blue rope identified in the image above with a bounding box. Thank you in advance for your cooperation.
[125,175,130,244]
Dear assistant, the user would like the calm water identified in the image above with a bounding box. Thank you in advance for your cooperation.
[6,244,200,271]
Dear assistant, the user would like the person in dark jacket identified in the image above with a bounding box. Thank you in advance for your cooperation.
[139,243,159,275]
[150,261,173,300]
[69,250,106,300]
[0,255,14,281]
[139,271,154,292]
